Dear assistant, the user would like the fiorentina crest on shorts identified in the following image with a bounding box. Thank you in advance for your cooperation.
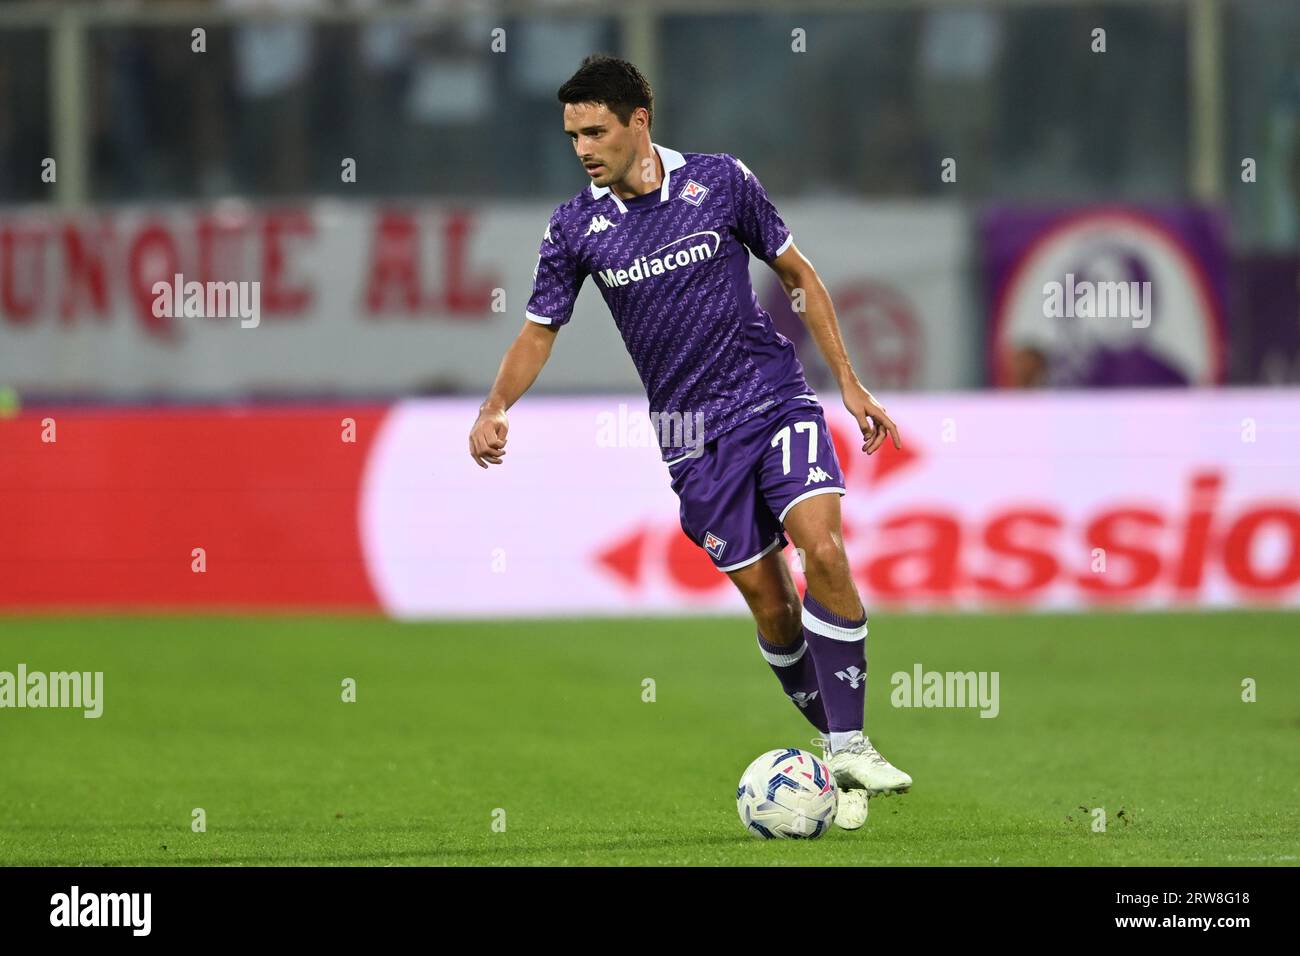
[679,180,709,206]
[703,531,727,560]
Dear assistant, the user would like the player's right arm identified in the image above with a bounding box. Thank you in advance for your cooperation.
[468,322,558,467]
[468,209,585,469]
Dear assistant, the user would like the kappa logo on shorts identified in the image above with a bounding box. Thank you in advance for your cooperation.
[805,466,833,486]
[703,531,727,561]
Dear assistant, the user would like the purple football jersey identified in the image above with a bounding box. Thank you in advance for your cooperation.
[525,143,814,462]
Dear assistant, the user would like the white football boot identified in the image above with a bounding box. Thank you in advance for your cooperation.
[814,732,912,796]
[833,786,869,830]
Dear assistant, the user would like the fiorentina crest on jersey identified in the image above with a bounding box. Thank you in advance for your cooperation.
[679,179,709,206]
[703,531,727,560]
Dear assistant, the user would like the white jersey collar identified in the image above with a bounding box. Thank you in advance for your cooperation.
[588,142,687,212]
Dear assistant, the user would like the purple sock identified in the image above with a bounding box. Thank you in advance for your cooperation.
[801,592,867,733]
[756,630,828,733]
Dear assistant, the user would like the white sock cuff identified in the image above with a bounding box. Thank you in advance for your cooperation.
[801,604,867,642]
[756,635,808,667]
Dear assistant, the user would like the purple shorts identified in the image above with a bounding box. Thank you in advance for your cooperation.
[666,394,846,572]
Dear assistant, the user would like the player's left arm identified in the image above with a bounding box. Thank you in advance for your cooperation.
[768,243,901,455]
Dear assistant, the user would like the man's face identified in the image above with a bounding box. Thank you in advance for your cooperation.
[563,102,645,189]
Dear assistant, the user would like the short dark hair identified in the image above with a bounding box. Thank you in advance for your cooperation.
[556,54,654,131]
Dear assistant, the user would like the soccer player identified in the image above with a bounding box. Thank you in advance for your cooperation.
[467,55,910,830]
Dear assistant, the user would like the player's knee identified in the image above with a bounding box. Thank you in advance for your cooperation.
[754,594,801,645]
[799,536,849,579]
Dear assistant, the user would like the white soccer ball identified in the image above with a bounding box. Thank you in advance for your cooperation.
[736,748,837,839]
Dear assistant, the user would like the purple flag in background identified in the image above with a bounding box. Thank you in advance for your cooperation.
[980,206,1229,388]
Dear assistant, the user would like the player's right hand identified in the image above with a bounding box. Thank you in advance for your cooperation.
[842,383,901,456]
[469,406,510,468]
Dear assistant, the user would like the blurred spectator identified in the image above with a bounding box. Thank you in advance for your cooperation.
[0,28,49,202]
[401,0,498,194]
[223,0,320,195]
[341,0,415,196]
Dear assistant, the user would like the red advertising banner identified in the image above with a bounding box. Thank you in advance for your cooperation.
[3,391,1298,616]
[0,407,385,610]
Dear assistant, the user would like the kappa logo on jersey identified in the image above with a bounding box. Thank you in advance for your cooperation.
[805,466,833,486]
[585,215,618,236]
[534,224,553,280]
[703,531,727,561]
[679,179,709,206]
[835,666,865,690]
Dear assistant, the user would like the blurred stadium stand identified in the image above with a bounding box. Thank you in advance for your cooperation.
[0,0,1296,398]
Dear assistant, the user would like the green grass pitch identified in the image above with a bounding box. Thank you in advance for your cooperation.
[1,611,1297,866]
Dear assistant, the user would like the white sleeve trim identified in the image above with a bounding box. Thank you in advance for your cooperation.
[773,233,794,258]
[525,310,555,325]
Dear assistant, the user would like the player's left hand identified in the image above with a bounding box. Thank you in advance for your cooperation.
[842,383,901,455]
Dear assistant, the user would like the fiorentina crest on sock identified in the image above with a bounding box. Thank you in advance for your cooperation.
[835,666,865,689]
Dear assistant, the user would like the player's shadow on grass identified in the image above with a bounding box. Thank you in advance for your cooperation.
[151,833,747,866]
[17,830,746,866]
